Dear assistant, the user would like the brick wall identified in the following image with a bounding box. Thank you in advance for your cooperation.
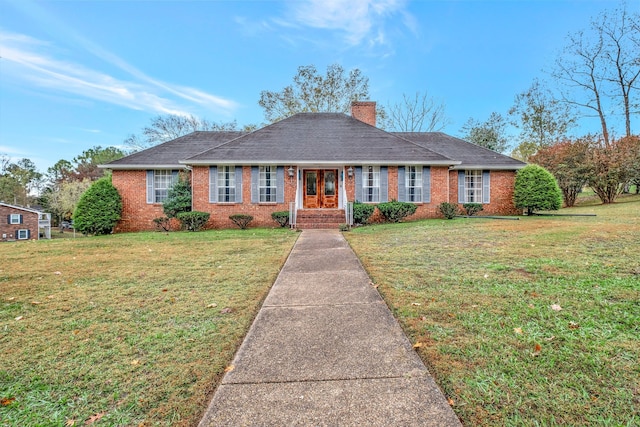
[448,170,519,215]
[0,205,39,241]
[192,166,297,229]
[112,166,519,232]
[112,170,165,232]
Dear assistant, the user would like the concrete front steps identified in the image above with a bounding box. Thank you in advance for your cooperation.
[295,209,346,229]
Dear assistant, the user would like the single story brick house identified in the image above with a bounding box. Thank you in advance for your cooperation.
[1,202,51,241]
[103,102,525,232]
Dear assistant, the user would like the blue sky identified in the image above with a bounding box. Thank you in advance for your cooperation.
[0,0,623,172]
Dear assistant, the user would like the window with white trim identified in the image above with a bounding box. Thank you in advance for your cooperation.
[406,166,423,202]
[363,166,380,203]
[9,214,21,224]
[17,229,29,240]
[153,170,173,203]
[464,170,483,203]
[259,166,277,202]
[218,166,236,202]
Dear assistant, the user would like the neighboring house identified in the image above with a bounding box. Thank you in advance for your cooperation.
[103,102,525,232]
[1,203,51,241]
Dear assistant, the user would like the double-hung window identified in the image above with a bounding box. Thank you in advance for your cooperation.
[464,170,483,203]
[218,166,236,202]
[9,214,21,224]
[362,166,380,203]
[17,229,29,240]
[406,166,423,203]
[153,170,174,203]
[259,166,277,203]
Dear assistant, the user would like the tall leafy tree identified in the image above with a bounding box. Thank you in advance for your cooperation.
[73,146,125,181]
[381,91,451,132]
[42,179,92,225]
[0,156,42,205]
[460,112,510,153]
[509,79,577,161]
[258,64,371,123]
[46,159,74,187]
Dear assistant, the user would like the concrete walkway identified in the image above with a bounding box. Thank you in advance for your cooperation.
[199,230,461,426]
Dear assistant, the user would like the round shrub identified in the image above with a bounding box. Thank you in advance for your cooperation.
[229,214,254,230]
[438,202,459,219]
[271,211,289,227]
[176,211,210,231]
[73,176,122,235]
[514,164,563,215]
[376,201,417,223]
[353,201,375,225]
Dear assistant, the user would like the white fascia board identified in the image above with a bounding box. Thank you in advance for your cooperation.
[450,164,526,170]
[98,164,189,170]
[182,160,461,166]
[0,202,42,214]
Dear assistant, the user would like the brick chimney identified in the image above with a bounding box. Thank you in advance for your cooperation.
[351,101,376,127]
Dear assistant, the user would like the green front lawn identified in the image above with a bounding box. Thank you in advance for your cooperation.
[0,229,297,426]
[345,194,640,426]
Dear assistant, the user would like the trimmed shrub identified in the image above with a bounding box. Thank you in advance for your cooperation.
[163,176,191,218]
[438,202,459,219]
[176,211,210,231]
[514,164,563,215]
[353,201,376,225]
[73,176,122,235]
[229,214,254,230]
[376,201,417,223]
[463,203,484,216]
[271,211,289,227]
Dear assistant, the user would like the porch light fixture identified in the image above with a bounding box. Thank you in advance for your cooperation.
[347,166,354,179]
[287,166,295,178]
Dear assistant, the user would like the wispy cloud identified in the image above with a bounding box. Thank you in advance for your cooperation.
[285,0,411,47]
[0,29,237,116]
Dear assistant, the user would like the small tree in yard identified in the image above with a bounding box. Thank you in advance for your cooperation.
[163,176,191,218]
[587,135,640,204]
[514,165,563,215]
[73,176,122,235]
[530,138,592,207]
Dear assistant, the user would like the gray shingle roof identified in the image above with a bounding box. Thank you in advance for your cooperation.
[185,113,454,165]
[103,114,526,170]
[103,131,245,169]
[394,132,526,169]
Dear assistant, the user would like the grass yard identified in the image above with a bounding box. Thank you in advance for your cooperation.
[345,194,640,426]
[0,228,297,426]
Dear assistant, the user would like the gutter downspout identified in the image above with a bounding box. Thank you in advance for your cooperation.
[185,165,194,211]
